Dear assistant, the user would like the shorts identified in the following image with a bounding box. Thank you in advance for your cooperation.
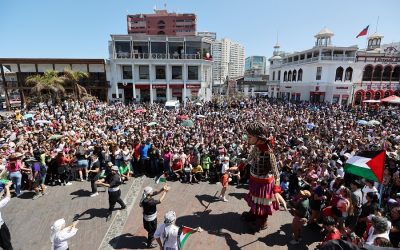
[76,159,89,169]
[220,174,229,188]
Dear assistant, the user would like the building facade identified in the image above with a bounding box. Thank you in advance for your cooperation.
[268,28,358,105]
[0,58,109,105]
[353,36,400,104]
[245,56,267,75]
[108,34,213,103]
[212,38,245,86]
[127,10,196,36]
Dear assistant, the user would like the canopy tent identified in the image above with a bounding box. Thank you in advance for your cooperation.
[380,95,400,104]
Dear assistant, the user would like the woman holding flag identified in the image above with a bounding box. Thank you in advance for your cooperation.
[140,184,170,248]
[154,211,202,250]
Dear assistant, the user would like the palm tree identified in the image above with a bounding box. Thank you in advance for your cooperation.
[25,70,65,105]
[61,69,89,100]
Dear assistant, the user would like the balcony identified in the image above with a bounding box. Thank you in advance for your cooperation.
[115,52,202,60]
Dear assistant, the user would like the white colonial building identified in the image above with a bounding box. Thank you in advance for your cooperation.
[107,34,213,103]
[268,28,358,105]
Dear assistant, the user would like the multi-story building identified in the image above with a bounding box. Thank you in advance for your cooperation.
[108,34,213,103]
[0,58,109,106]
[212,38,245,86]
[127,10,196,36]
[268,28,358,105]
[245,56,267,75]
[353,36,400,104]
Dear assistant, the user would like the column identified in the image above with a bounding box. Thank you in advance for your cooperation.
[183,63,187,106]
[149,64,153,104]
[131,63,136,102]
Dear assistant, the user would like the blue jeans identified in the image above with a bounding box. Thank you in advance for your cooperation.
[9,171,22,195]
[77,159,89,169]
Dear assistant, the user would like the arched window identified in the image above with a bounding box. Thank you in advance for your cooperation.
[283,71,287,82]
[382,66,392,82]
[384,90,391,98]
[288,71,292,82]
[297,69,303,81]
[158,20,165,25]
[374,91,381,100]
[392,66,400,82]
[292,70,297,82]
[362,65,373,81]
[345,67,353,81]
[372,65,383,81]
[365,91,373,100]
[335,67,344,81]
[354,90,364,105]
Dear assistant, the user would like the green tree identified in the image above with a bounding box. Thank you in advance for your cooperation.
[61,69,89,100]
[25,70,65,105]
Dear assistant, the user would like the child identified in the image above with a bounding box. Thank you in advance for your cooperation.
[273,184,288,211]
[316,216,341,248]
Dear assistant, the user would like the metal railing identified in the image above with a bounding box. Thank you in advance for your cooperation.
[115,52,202,60]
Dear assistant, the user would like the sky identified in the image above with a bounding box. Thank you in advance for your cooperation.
[1,0,400,59]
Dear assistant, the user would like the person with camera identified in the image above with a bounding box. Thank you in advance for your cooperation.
[0,181,13,249]
[50,218,79,250]
[87,154,101,197]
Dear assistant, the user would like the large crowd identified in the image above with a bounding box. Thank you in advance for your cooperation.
[0,97,400,249]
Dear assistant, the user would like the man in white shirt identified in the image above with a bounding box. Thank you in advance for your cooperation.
[0,181,13,250]
[362,179,379,204]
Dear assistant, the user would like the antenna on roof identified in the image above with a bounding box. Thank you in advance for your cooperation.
[153,5,157,12]
[164,1,167,9]
[375,16,380,33]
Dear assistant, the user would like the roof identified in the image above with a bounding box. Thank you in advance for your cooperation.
[368,32,384,39]
[0,58,105,64]
[315,27,334,37]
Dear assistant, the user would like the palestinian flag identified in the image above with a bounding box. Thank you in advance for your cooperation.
[155,174,167,184]
[179,226,193,249]
[344,151,385,183]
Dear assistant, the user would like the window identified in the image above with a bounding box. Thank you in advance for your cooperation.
[372,65,383,81]
[283,71,287,82]
[316,67,322,80]
[335,67,344,81]
[172,66,182,80]
[187,66,198,80]
[362,65,373,81]
[297,69,303,81]
[272,71,275,81]
[122,65,132,79]
[392,66,400,82]
[115,41,131,58]
[288,71,292,82]
[278,70,281,81]
[345,67,353,81]
[155,66,166,80]
[292,70,297,82]
[139,65,149,79]
[382,66,392,82]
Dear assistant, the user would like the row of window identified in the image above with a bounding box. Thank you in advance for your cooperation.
[273,66,354,82]
[122,65,199,80]
[283,69,304,82]
[362,65,400,82]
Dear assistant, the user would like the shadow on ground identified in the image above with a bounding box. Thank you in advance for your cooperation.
[70,189,92,199]
[109,233,148,249]
[228,192,246,200]
[74,208,109,221]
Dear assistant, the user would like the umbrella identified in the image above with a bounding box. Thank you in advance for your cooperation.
[380,95,400,103]
[196,115,206,118]
[195,102,203,106]
[48,134,63,140]
[35,120,51,124]
[180,119,194,128]
[368,120,381,126]
[147,122,158,126]
[305,123,315,130]
[363,100,380,103]
[177,115,189,120]
[134,109,146,114]
[357,120,368,125]
[23,114,33,119]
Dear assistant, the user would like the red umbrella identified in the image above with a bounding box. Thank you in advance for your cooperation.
[177,115,189,120]
[380,95,400,103]
[134,109,146,114]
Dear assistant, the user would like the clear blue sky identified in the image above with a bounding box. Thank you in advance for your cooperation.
[1,0,399,59]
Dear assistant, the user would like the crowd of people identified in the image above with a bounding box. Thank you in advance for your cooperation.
[0,97,400,249]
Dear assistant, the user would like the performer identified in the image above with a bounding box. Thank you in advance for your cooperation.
[242,121,279,232]
[154,211,202,250]
[139,185,170,248]
[96,165,126,220]
[50,218,79,250]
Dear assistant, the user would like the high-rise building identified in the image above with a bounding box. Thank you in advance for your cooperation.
[245,56,267,75]
[212,38,245,85]
[127,9,196,36]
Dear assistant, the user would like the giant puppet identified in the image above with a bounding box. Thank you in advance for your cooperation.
[242,121,279,232]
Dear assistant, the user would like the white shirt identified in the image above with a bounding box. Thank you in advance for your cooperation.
[53,227,78,250]
[362,185,379,204]
[0,197,10,226]
[221,163,229,174]
[154,223,180,250]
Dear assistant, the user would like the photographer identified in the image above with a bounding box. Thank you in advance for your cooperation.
[50,218,79,250]
[87,154,101,197]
